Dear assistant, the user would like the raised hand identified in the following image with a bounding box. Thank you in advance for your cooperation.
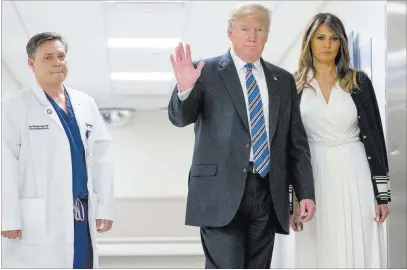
[170,43,205,92]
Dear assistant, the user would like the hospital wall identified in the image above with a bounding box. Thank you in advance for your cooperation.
[107,0,387,201]
[1,64,21,98]
[96,1,389,268]
[0,1,391,268]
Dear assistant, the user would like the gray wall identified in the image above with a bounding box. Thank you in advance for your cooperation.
[386,1,407,268]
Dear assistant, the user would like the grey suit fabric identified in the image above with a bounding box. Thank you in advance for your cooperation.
[200,171,277,268]
[168,50,315,235]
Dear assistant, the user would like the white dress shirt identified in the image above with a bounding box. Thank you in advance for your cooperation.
[177,47,270,161]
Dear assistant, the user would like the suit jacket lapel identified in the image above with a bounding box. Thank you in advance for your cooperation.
[261,59,281,143]
[217,52,282,142]
[218,52,250,133]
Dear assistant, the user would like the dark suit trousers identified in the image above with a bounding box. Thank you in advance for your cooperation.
[200,170,277,269]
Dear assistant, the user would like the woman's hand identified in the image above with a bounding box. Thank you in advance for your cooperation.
[374,201,390,222]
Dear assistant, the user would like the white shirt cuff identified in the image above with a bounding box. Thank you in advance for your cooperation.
[177,85,194,101]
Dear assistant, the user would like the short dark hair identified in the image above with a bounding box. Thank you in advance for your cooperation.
[26,32,68,59]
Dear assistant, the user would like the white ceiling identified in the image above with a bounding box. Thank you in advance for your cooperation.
[1,0,328,110]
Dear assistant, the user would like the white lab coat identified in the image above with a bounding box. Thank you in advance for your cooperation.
[1,83,114,268]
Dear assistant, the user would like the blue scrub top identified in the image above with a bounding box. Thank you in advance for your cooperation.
[46,90,88,200]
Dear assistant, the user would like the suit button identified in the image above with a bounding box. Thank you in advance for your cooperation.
[363,135,367,139]
[367,156,371,160]
[243,168,247,173]
[245,144,250,148]
[358,116,361,119]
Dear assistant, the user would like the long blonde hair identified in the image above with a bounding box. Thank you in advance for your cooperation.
[295,13,359,93]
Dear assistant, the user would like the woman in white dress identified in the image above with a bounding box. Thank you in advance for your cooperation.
[290,13,391,268]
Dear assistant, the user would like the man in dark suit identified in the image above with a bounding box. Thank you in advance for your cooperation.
[168,3,316,269]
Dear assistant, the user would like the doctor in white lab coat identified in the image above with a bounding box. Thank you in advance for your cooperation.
[1,32,114,268]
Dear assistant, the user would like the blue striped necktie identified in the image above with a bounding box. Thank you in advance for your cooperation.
[245,63,270,177]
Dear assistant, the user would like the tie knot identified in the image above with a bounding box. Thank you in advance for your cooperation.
[245,63,254,71]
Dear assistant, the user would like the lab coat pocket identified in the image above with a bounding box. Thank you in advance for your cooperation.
[20,198,46,245]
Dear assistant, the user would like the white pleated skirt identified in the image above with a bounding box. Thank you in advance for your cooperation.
[294,140,387,268]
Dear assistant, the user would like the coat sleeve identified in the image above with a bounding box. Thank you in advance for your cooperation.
[168,78,204,127]
[90,98,115,220]
[288,182,294,215]
[288,90,304,214]
[287,74,315,203]
[1,97,22,230]
[360,72,391,204]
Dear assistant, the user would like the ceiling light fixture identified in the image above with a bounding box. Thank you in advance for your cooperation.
[108,38,181,49]
[99,108,135,127]
[104,1,190,3]
[110,72,174,81]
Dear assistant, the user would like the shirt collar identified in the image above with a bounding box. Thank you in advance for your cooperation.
[230,47,262,72]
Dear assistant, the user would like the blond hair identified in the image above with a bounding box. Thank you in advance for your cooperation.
[228,3,271,30]
[295,13,359,93]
